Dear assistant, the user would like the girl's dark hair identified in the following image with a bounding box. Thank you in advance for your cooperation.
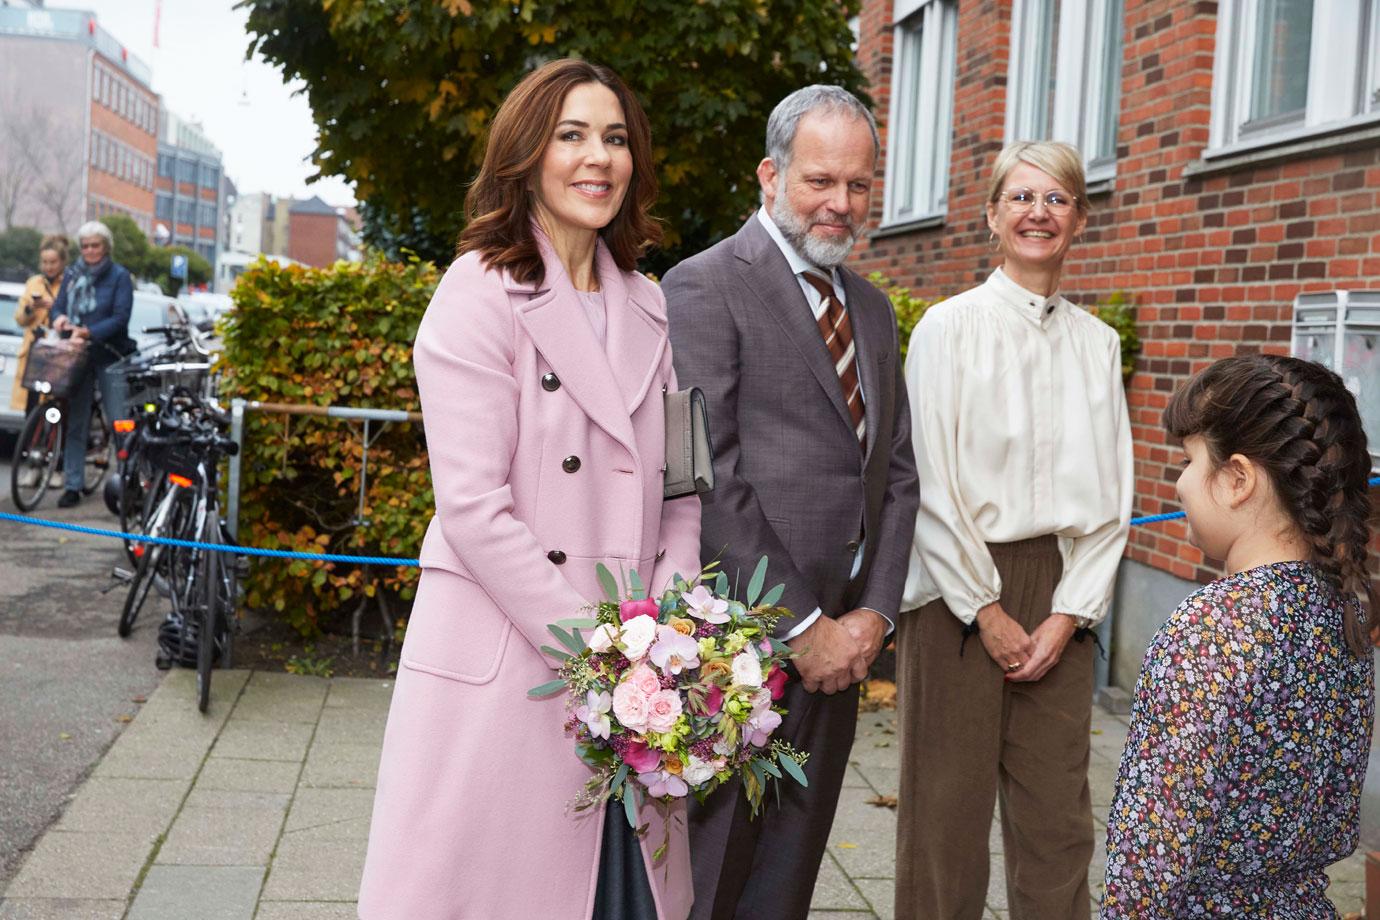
[1165,354,1375,655]
[456,58,661,285]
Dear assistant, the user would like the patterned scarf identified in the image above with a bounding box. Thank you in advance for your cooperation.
[66,256,110,324]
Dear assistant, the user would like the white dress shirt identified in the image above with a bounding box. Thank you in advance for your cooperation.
[756,209,891,640]
[902,267,1133,627]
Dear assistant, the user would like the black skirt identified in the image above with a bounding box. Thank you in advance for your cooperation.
[592,797,658,919]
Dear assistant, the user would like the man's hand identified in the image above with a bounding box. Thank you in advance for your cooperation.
[787,615,862,695]
[1004,614,1077,683]
[975,602,1035,675]
[838,608,888,675]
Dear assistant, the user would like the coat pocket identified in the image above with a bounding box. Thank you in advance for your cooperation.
[400,568,512,685]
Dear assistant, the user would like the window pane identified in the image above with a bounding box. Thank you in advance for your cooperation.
[1095,0,1124,160]
[896,21,925,215]
[1250,0,1312,121]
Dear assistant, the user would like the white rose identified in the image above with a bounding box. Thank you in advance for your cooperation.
[620,616,658,661]
[731,651,764,688]
[588,623,617,653]
[681,754,717,786]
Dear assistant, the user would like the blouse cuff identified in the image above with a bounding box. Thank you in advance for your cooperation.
[947,590,1002,626]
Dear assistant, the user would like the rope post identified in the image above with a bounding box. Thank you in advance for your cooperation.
[227,398,245,540]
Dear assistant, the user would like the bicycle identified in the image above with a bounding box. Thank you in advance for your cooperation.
[9,387,111,512]
[117,390,240,712]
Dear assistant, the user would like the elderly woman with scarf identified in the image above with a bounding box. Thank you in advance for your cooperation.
[49,220,135,508]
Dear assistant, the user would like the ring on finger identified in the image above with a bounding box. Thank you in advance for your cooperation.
[1006,662,1021,672]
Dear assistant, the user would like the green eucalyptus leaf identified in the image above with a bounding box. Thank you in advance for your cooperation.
[629,569,646,600]
[596,563,620,601]
[527,679,567,698]
[759,584,785,608]
[777,752,809,788]
[539,645,572,662]
[746,556,768,606]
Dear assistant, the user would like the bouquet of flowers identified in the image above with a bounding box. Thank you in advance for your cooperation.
[529,558,809,851]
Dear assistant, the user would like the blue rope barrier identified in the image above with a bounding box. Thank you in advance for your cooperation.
[3,475,1378,565]
[0,512,419,566]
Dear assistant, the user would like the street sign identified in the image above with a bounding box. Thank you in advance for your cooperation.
[170,253,188,281]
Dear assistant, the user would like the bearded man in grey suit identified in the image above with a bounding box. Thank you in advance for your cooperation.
[663,85,919,920]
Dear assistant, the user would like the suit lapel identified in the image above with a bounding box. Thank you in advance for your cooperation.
[840,269,882,466]
[734,216,854,432]
[511,236,638,455]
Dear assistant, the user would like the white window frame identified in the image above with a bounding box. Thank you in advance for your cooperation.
[881,0,957,228]
[1209,0,1380,156]
[1006,0,1125,184]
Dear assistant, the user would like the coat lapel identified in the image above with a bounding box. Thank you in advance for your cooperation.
[597,243,668,417]
[734,214,854,435]
[511,233,649,455]
[840,269,881,466]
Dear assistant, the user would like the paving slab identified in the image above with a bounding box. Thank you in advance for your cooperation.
[281,787,374,842]
[300,741,379,790]
[321,678,394,710]
[4,831,150,900]
[155,803,287,867]
[54,777,185,839]
[254,903,359,920]
[808,853,871,912]
[211,720,314,762]
[192,759,302,795]
[0,899,127,920]
[852,877,895,920]
[257,837,365,903]
[310,707,386,746]
[126,865,264,920]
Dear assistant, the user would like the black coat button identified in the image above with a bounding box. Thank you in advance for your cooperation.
[845,540,860,555]
[562,455,581,473]
[541,373,560,391]
[547,550,567,565]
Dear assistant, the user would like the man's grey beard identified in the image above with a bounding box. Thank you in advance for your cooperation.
[770,193,858,269]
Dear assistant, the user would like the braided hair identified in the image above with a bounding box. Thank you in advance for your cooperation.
[1164,354,1375,656]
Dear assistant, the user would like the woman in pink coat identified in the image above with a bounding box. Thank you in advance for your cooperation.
[358,60,701,920]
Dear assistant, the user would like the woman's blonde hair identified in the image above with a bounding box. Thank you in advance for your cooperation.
[986,141,1089,215]
[39,234,69,263]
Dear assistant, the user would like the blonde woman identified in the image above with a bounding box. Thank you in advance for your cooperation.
[895,141,1133,920]
[12,235,68,414]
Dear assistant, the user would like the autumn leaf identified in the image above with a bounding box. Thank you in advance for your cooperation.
[865,794,898,810]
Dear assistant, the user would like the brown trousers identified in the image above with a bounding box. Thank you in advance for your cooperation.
[894,536,1095,920]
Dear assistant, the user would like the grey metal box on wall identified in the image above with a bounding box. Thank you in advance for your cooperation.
[1291,291,1380,467]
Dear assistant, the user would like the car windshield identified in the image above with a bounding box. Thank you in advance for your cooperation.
[130,293,174,337]
[0,295,21,336]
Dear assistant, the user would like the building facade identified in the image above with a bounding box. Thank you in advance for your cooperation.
[154,111,226,278]
[287,195,361,268]
[0,6,158,236]
[851,0,1380,690]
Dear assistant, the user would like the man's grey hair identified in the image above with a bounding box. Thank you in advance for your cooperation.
[76,220,114,254]
[764,85,880,175]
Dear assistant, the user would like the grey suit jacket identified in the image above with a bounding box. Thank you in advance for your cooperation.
[663,213,919,638]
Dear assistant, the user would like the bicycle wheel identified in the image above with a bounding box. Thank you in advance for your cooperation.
[9,402,62,512]
[118,451,158,566]
[82,400,111,495]
[196,513,219,713]
[118,485,188,637]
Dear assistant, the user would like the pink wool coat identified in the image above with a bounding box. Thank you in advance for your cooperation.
[357,233,701,920]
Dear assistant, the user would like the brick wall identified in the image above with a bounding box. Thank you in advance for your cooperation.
[288,212,341,269]
[852,0,1380,584]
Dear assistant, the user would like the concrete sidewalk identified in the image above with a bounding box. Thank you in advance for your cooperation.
[0,670,1366,920]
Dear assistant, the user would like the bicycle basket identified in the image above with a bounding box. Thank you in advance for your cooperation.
[22,338,91,398]
[149,438,202,483]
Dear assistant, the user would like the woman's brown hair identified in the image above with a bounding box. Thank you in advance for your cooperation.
[1165,354,1376,655]
[457,58,661,285]
[39,234,69,264]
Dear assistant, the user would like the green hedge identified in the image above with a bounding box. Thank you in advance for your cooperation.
[220,255,437,636]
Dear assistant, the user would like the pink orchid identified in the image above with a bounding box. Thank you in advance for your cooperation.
[619,598,660,622]
[622,738,663,773]
[637,768,690,798]
[681,585,730,624]
[649,626,700,675]
[574,689,612,740]
[745,707,782,747]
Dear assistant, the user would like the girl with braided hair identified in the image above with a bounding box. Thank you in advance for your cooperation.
[1102,354,1375,918]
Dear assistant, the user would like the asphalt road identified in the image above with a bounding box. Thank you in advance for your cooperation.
[0,435,166,888]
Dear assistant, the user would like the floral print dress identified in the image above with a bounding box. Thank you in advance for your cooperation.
[1102,561,1374,918]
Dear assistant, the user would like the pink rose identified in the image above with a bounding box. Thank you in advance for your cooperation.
[627,664,662,699]
[620,598,660,622]
[645,689,683,733]
[623,738,662,773]
[764,665,787,701]
[612,680,650,732]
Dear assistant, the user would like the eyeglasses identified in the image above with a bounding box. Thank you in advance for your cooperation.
[998,187,1077,215]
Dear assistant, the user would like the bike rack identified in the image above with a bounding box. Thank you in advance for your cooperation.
[226,398,423,654]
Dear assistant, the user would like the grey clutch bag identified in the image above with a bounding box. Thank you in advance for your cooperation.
[664,387,714,499]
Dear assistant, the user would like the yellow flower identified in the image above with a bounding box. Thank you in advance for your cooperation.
[669,617,696,636]
[664,755,684,775]
[700,660,733,683]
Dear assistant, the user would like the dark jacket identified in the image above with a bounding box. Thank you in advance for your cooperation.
[51,259,135,365]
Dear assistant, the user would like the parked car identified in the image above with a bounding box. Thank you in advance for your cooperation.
[0,281,25,431]
[130,290,184,352]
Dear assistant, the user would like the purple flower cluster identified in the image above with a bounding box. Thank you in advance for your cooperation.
[695,622,723,639]
[690,738,718,761]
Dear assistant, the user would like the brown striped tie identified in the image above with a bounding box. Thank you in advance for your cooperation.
[803,271,866,451]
